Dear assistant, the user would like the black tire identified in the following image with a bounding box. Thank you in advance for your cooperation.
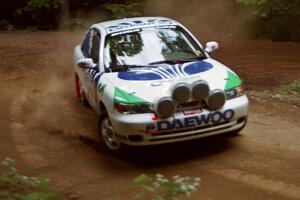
[98,111,124,155]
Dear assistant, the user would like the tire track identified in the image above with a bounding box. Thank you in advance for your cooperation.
[9,90,49,168]
[211,168,300,199]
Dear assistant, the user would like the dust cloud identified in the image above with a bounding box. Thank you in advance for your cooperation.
[144,0,247,41]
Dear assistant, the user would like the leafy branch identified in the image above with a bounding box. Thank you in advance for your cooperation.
[132,174,201,200]
[102,0,143,19]
[0,157,59,200]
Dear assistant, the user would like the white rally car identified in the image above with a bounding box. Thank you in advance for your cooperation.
[74,17,248,153]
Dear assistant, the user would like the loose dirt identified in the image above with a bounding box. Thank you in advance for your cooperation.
[0,31,299,200]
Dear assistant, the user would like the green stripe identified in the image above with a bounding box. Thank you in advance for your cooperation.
[114,87,147,104]
[225,70,242,90]
[98,84,106,96]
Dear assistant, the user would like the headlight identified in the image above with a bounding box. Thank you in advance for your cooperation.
[114,102,154,114]
[225,85,245,100]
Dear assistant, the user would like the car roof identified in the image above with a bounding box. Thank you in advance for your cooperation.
[91,17,180,34]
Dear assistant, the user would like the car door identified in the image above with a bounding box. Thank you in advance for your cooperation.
[86,29,101,109]
[76,30,91,100]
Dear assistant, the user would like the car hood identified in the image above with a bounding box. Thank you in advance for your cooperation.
[103,58,241,104]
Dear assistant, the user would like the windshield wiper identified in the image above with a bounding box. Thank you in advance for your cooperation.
[149,57,205,65]
[110,64,151,72]
[149,60,177,65]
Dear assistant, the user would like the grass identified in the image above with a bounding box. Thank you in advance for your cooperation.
[1,157,201,200]
[0,157,59,200]
[278,80,300,94]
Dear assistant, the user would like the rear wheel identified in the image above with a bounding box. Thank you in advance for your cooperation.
[98,111,124,154]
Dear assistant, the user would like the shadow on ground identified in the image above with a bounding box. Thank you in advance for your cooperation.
[78,133,235,167]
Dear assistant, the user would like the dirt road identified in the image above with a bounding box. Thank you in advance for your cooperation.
[0,31,300,200]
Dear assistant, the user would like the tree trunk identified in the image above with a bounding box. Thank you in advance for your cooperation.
[60,0,70,28]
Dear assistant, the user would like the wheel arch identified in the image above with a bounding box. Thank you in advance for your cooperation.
[74,72,81,99]
[98,100,108,117]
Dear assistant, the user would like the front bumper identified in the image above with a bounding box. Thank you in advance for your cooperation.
[110,95,249,146]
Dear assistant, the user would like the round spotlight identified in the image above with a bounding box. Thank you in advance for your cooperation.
[192,80,209,101]
[207,89,226,110]
[155,97,175,118]
[172,83,191,103]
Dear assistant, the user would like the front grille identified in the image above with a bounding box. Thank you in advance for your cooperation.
[177,100,205,111]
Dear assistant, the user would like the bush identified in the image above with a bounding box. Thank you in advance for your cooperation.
[0,157,59,200]
[0,20,14,31]
[102,0,143,19]
[132,174,201,200]
[15,0,61,29]
[278,80,300,94]
[237,0,300,41]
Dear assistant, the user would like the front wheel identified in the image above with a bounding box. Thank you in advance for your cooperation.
[98,111,124,154]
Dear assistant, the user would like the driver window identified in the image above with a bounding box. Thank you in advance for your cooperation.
[90,31,101,64]
[81,30,91,57]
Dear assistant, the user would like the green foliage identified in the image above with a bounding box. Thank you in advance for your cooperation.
[132,174,200,200]
[15,0,61,29]
[237,0,300,41]
[63,18,87,30]
[102,0,143,19]
[0,157,59,200]
[0,20,14,31]
[25,0,61,11]
[278,80,300,94]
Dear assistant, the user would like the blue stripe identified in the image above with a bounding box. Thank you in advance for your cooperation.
[117,61,213,81]
[95,74,100,84]
[184,61,213,75]
[91,70,97,77]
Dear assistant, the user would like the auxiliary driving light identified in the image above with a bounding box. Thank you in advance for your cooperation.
[172,83,191,103]
[207,89,226,110]
[155,97,175,118]
[192,80,210,101]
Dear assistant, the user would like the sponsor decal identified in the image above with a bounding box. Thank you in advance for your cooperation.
[111,28,141,37]
[155,25,177,29]
[145,109,235,134]
[224,70,242,90]
[118,61,213,81]
[107,19,176,33]
[114,87,147,104]
[87,68,103,86]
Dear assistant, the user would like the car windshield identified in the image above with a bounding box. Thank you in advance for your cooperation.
[104,26,206,71]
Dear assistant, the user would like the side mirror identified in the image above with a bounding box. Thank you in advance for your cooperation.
[205,41,219,53]
[77,58,97,69]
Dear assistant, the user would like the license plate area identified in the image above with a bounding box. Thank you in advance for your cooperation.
[183,109,202,116]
